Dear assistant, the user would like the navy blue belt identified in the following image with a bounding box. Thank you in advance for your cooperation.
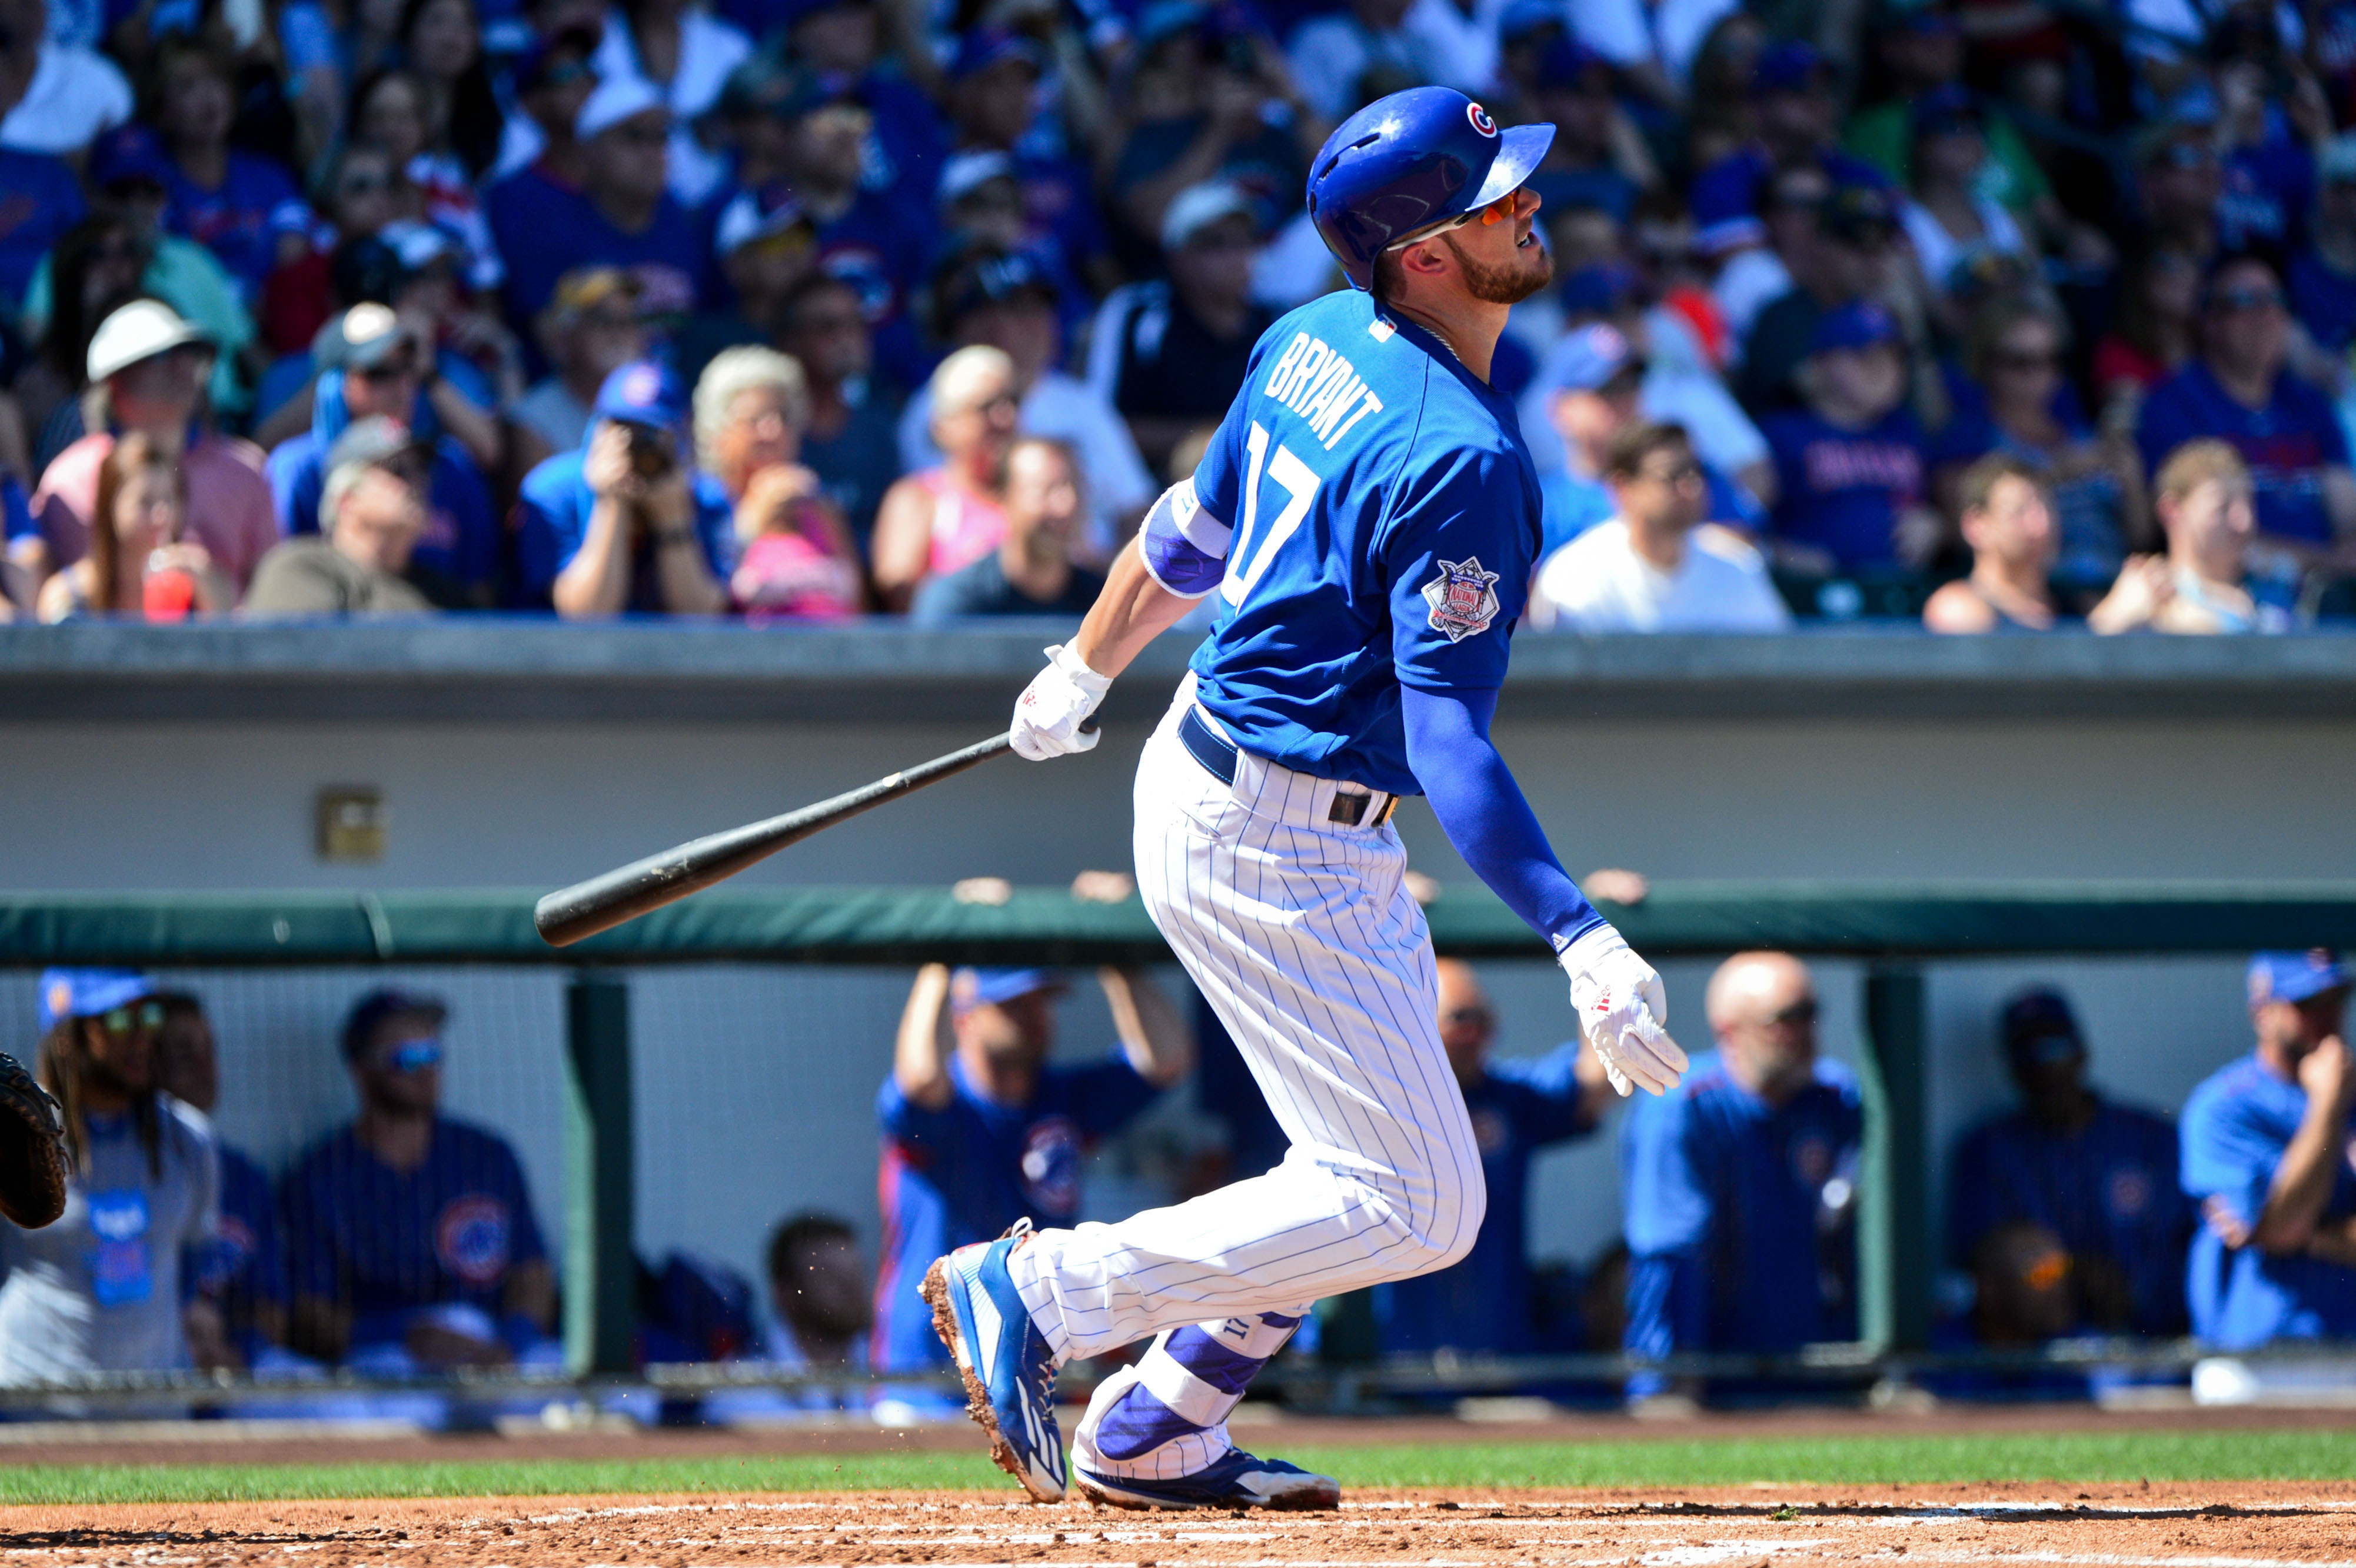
[1177,706,1397,828]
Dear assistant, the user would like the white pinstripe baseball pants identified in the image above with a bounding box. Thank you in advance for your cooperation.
[1008,676,1486,1365]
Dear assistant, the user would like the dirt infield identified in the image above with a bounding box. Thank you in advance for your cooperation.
[5,1480,2355,1566]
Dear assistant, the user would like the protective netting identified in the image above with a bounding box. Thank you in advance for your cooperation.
[0,944,2282,1419]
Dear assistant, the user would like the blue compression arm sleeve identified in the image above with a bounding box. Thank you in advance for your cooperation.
[1399,684,1603,952]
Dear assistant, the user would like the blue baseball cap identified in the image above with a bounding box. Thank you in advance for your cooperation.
[88,124,172,189]
[950,26,1045,79]
[1559,261,1638,319]
[593,359,687,430]
[2000,988,2084,1061]
[949,968,1069,1013]
[38,970,157,1033]
[1535,35,1611,90]
[1546,321,1643,391]
[1809,299,1900,354]
[1751,40,1829,97]
[1498,0,1565,45]
[342,987,449,1059]
[1911,83,1982,138]
[2248,951,2350,1008]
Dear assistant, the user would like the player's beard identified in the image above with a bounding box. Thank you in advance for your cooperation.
[1441,230,1554,305]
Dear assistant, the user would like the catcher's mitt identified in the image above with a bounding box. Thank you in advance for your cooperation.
[0,1053,70,1230]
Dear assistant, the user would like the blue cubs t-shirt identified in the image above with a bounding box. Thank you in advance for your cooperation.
[160,151,311,300]
[0,149,88,311]
[1761,404,1929,572]
[268,432,502,606]
[513,448,736,612]
[2217,132,2314,255]
[187,1143,288,1356]
[1949,1100,2190,1337]
[1186,288,1545,798]
[873,1053,1161,1370]
[493,178,711,336]
[2137,361,2350,545]
[2289,247,2356,355]
[1377,1043,1594,1355]
[279,1118,547,1350]
[1620,1050,1863,1357]
[2180,1053,2356,1349]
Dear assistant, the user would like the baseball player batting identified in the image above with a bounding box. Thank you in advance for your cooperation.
[920,85,1689,1513]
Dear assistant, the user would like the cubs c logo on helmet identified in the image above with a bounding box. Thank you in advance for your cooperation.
[1467,101,1498,137]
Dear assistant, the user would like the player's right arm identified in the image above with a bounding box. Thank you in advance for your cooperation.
[1007,478,1221,760]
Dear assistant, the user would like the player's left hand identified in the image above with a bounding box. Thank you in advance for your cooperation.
[1560,924,1688,1097]
[1010,643,1110,761]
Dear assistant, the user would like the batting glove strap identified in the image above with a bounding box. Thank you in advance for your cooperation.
[1560,924,1688,1098]
[1010,644,1111,761]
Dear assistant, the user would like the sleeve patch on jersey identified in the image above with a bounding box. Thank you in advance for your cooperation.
[1422,557,1503,642]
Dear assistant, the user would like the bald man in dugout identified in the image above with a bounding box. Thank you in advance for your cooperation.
[1619,951,1866,1384]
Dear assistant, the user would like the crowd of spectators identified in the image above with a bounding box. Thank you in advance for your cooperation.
[5,0,2356,628]
[4,941,2352,1413]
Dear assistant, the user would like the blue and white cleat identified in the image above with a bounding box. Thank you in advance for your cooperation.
[920,1219,1068,1502]
[1073,1450,1341,1511]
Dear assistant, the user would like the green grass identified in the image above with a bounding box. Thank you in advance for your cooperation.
[4,1427,2355,1506]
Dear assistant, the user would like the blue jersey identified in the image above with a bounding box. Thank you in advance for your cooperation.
[492,176,710,335]
[873,1053,1160,1371]
[0,149,87,311]
[1761,404,1929,572]
[1620,1051,1863,1357]
[2180,1053,2356,1348]
[1377,1044,1595,1355]
[268,431,502,607]
[279,1117,548,1351]
[1187,289,1545,798]
[160,151,310,301]
[187,1143,287,1356]
[2136,362,2350,546]
[514,448,736,612]
[1949,1099,2189,1337]
[2288,247,2356,355]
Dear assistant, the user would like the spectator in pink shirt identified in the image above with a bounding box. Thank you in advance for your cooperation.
[25,301,278,592]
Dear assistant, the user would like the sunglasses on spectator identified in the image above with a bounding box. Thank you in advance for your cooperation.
[1636,457,1704,485]
[2211,285,2283,313]
[1442,1006,1493,1026]
[374,1038,444,1073]
[1995,348,2060,370]
[1764,998,1819,1028]
[360,354,422,382]
[96,1003,165,1036]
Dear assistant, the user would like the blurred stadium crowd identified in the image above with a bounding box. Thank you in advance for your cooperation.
[4,0,2356,625]
[9,941,2355,1419]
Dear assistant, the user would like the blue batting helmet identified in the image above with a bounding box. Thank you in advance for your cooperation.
[1305,87,1554,292]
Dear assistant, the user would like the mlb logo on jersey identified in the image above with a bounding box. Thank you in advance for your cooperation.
[1422,557,1501,641]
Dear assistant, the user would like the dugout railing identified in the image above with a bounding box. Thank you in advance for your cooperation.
[4,880,2354,1414]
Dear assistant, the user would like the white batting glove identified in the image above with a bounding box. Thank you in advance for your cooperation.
[1560,924,1689,1097]
[1010,644,1110,761]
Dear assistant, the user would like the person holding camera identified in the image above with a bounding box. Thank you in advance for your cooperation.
[515,359,733,617]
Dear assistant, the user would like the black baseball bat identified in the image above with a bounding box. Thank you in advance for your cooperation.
[535,730,1022,947]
